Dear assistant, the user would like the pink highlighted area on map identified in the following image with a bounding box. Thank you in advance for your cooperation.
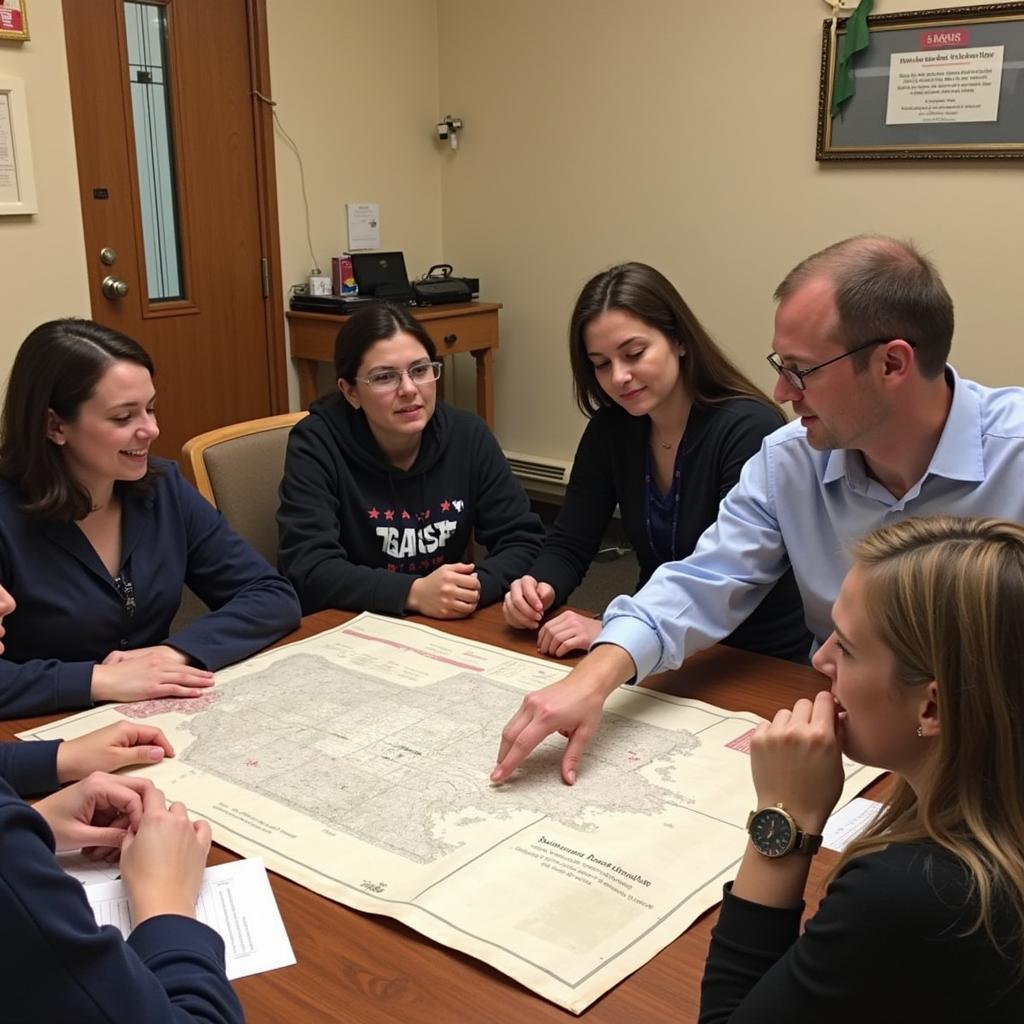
[118,691,223,719]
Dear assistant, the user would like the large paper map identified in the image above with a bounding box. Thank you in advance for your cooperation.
[22,614,884,1012]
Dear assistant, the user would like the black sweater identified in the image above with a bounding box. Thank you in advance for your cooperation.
[700,843,1024,1022]
[526,399,809,660]
[277,397,545,615]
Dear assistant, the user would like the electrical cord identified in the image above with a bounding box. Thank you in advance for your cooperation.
[252,89,319,274]
[594,545,633,562]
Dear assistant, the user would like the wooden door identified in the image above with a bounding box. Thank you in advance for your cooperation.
[62,0,287,460]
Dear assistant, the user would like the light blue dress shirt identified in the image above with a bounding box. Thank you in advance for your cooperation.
[598,368,1024,681]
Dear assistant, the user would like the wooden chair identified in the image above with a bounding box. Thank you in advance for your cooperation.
[181,411,307,566]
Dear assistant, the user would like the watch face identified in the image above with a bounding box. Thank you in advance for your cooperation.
[749,808,795,857]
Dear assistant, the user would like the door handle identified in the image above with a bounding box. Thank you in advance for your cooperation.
[101,275,130,299]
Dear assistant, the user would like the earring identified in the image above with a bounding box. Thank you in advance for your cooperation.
[916,725,924,738]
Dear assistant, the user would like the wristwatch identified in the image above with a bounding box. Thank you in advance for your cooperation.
[746,803,823,858]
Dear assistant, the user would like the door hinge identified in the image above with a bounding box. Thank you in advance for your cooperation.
[260,257,270,298]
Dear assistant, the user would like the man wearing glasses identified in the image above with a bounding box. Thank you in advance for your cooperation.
[493,234,1024,786]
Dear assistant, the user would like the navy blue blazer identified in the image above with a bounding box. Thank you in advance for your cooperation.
[0,738,61,795]
[0,776,244,1023]
[0,458,300,717]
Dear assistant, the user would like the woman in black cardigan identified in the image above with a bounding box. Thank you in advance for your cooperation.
[503,262,808,660]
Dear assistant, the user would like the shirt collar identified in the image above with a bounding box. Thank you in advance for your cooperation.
[821,366,983,487]
[822,447,853,486]
[926,366,984,483]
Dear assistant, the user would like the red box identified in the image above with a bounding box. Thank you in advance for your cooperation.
[331,255,358,295]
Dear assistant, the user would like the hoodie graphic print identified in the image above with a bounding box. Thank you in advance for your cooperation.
[370,497,466,572]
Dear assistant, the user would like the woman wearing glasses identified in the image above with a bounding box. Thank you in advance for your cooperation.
[278,302,544,619]
[0,319,301,718]
[700,516,1024,1021]
[503,262,808,660]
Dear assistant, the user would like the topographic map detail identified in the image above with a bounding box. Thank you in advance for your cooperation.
[181,653,700,864]
[22,613,886,1013]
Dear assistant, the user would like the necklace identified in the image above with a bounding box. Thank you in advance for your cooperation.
[650,405,690,453]
[643,443,684,562]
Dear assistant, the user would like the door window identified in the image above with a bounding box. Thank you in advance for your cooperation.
[125,1,184,302]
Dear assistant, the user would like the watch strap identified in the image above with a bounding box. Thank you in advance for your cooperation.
[793,830,823,855]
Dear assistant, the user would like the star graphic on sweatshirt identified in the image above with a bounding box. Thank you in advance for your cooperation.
[401,510,411,520]
[368,507,380,520]
[384,509,394,521]
[440,500,451,512]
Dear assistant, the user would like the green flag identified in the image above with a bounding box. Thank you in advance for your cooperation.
[831,0,875,119]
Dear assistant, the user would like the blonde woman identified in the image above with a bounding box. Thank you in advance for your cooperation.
[700,516,1024,1021]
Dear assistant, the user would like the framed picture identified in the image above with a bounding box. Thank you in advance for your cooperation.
[0,0,29,42]
[817,3,1024,160]
[0,76,38,215]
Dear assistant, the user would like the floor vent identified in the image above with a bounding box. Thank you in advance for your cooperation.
[503,450,572,486]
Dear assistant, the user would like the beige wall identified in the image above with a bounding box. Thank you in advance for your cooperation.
[267,0,443,403]
[437,0,1024,463]
[0,1,90,376]
[3,1,1023,448]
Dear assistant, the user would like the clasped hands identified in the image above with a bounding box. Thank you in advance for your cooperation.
[35,772,212,924]
[502,575,601,657]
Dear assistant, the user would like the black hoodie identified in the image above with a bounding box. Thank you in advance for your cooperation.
[277,396,545,615]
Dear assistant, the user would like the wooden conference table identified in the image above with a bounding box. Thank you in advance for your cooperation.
[3,606,888,1023]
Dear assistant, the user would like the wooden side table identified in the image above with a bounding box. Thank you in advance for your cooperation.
[286,301,502,428]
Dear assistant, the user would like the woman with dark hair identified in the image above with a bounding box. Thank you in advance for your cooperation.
[277,302,544,618]
[699,516,1024,1021]
[503,262,808,660]
[0,581,244,1022]
[0,318,300,718]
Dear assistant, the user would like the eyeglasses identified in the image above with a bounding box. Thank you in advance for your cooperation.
[355,361,443,392]
[766,338,916,392]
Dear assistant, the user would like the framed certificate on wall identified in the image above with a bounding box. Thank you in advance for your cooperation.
[818,3,1024,160]
[0,1,29,43]
[0,76,38,215]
